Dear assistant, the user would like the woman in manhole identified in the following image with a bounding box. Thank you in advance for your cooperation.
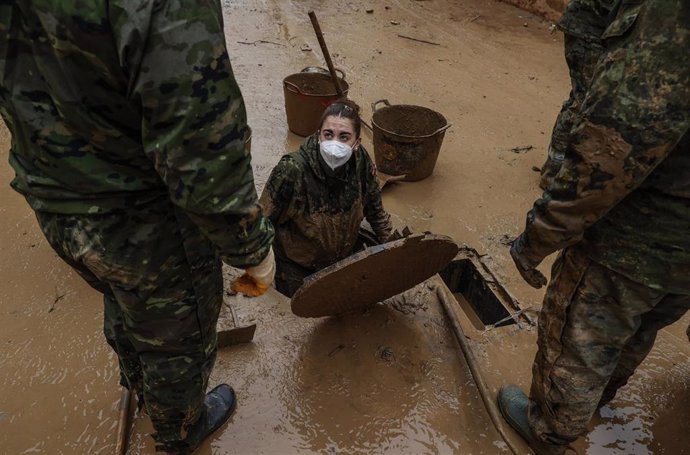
[241,99,393,297]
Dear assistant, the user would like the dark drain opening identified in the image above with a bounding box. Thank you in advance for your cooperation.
[440,259,516,329]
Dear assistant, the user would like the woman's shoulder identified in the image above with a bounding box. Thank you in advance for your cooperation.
[269,135,319,181]
[356,144,374,163]
[271,153,302,178]
[355,144,376,174]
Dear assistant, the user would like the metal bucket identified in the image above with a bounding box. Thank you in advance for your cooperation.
[371,99,451,181]
[283,67,349,137]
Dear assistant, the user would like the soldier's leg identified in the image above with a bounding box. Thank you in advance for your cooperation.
[34,211,143,393]
[528,247,666,450]
[103,293,144,394]
[110,267,222,453]
[36,206,224,452]
[601,293,690,404]
[102,210,223,453]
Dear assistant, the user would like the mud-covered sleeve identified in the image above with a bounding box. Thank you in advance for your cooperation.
[259,156,299,227]
[541,0,615,190]
[516,0,690,267]
[361,151,393,243]
[557,0,616,41]
[111,0,273,268]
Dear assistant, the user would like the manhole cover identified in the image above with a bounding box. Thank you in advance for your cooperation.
[291,233,459,318]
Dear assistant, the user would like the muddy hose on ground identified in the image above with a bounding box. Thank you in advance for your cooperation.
[435,284,522,455]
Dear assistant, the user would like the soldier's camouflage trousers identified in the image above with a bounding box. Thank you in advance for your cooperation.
[528,246,690,453]
[35,198,223,453]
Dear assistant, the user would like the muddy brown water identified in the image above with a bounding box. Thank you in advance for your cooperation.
[122,283,505,454]
[2,0,689,454]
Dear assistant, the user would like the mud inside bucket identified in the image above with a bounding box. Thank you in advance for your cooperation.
[371,103,450,181]
[283,72,349,137]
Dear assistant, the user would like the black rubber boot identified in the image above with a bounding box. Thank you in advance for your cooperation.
[179,384,237,454]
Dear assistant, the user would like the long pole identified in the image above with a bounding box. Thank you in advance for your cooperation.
[436,285,521,455]
[114,387,132,455]
[308,11,344,98]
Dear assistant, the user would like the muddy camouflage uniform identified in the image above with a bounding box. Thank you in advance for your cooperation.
[513,0,690,452]
[540,0,617,189]
[0,1,273,452]
[260,134,392,297]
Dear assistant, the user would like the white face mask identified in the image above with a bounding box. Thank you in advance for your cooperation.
[319,140,353,170]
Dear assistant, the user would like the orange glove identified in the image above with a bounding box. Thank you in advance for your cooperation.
[230,247,275,297]
[230,273,269,297]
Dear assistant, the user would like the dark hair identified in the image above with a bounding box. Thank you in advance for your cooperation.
[319,99,361,137]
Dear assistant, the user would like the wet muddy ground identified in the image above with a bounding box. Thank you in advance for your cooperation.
[1,0,688,454]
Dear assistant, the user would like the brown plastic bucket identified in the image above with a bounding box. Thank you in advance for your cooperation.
[371,99,451,181]
[283,68,349,137]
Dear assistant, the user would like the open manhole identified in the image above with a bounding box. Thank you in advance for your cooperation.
[440,258,516,330]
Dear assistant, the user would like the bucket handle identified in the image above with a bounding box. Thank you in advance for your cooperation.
[284,79,305,95]
[300,66,347,81]
[371,99,391,113]
[432,123,452,136]
[370,99,451,137]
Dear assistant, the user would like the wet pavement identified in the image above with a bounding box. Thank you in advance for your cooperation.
[1,0,688,454]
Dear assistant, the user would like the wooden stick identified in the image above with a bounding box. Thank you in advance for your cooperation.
[397,34,441,46]
[308,11,344,98]
[236,39,284,46]
[435,283,521,455]
[114,387,132,455]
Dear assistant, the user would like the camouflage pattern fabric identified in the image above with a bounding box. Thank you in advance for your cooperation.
[0,0,272,268]
[557,0,618,40]
[260,134,392,296]
[540,0,617,189]
[0,1,274,452]
[515,0,690,292]
[35,201,223,452]
[512,0,690,450]
[528,246,690,452]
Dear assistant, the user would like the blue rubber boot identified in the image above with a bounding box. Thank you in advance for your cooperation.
[497,385,567,455]
[180,384,237,454]
[498,386,536,445]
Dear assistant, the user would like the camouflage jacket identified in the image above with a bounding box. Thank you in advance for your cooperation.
[516,0,690,292]
[260,134,392,271]
[0,0,273,267]
[557,0,618,42]
[541,0,619,188]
